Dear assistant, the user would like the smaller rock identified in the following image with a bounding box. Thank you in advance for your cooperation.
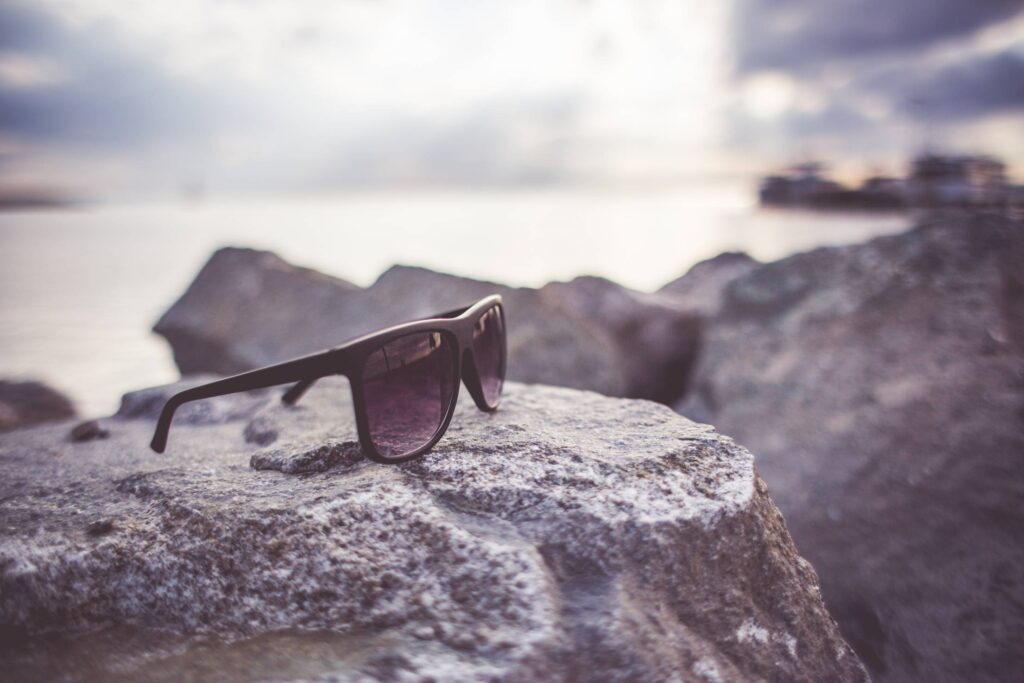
[243,416,279,446]
[0,380,76,432]
[70,420,109,442]
[250,439,363,474]
[85,519,116,537]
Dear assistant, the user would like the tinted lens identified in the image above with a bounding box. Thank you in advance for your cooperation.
[362,331,456,458]
[472,305,505,407]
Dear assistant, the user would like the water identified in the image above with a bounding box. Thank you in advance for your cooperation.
[0,188,910,415]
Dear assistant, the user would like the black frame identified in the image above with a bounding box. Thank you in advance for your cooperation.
[150,295,506,463]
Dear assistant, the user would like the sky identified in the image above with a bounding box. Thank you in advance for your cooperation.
[0,0,1022,201]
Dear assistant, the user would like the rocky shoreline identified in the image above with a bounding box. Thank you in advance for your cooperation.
[2,210,1021,681]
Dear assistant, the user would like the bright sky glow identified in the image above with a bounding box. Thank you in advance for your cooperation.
[0,0,1020,199]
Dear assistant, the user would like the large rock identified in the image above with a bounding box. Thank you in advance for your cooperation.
[677,212,1024,681]
[659,252,759,315]
[0,379,865,682]
[154,249,701,403]
[540,276,702,403]
[152,248,362,375]
[0,379,75,432]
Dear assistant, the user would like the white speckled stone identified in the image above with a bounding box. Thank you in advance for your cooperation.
[0,379,865,682]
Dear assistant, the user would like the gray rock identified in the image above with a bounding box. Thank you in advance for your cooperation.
[540,276,702,403]
[359,265,626,396]
[153,248,701,402]
[676,212,1024,682]
[0,378,865,682]
[0,379,76,432]
[152,248,361,375]
[998,222,1024,350]
[659,252,759,315]
[70,419,110,442]
[250,437,363,474]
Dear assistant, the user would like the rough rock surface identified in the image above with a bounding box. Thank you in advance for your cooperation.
[0,379,865,682]
[154,249,700,402]
[677,213,1024,682]
[0,379,76,432]
[659,252,760,315]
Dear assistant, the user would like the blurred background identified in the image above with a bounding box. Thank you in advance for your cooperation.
[1,0,1020,415]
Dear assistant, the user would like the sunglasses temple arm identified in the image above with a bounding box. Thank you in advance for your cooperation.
[279,305,475,405]
[282,378,315,405]
[278,301,487,408]
[150,349,337,453]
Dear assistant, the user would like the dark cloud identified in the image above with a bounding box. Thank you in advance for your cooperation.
[0,1,223,149]
[0,0,53,50]
[728,47,1024,157]
[878,50,1024,121]
[726,0,1024,162]
[733,0,1023,73]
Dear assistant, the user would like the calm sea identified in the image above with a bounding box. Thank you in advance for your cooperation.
[0,188,910,415]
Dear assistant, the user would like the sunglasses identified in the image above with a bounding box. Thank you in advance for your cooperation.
[150,295,506,464]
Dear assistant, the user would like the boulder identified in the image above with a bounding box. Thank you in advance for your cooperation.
[0,379,75,432]
[659,252,759,315]
[354,265,626,396]
[0,379,865,682]
[540,276,702,403]
[677,212,1024,681]
[152,248,362,375]
[153,249,701,403]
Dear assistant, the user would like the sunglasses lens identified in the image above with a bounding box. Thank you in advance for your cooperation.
[362,331,456,458]
[472,305,505,407]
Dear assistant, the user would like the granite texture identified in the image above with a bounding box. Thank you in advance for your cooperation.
[0,379,865,682]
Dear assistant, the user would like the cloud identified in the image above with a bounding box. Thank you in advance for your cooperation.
[307,93,586,188]
[0,0,728,196]
[0,1,225,150]
[0,1,53,52]
[0,0,1019,196]
[735,45,1024,132]
[732,0,1024,73]
[725,0,1024,171]
[876,49,1024,121]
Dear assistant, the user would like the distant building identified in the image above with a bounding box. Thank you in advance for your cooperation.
[909,154,1008,207]
[759,162,845,208]
[758,153,1018,212]
[759,162,903,210]
[858,176,908,209]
